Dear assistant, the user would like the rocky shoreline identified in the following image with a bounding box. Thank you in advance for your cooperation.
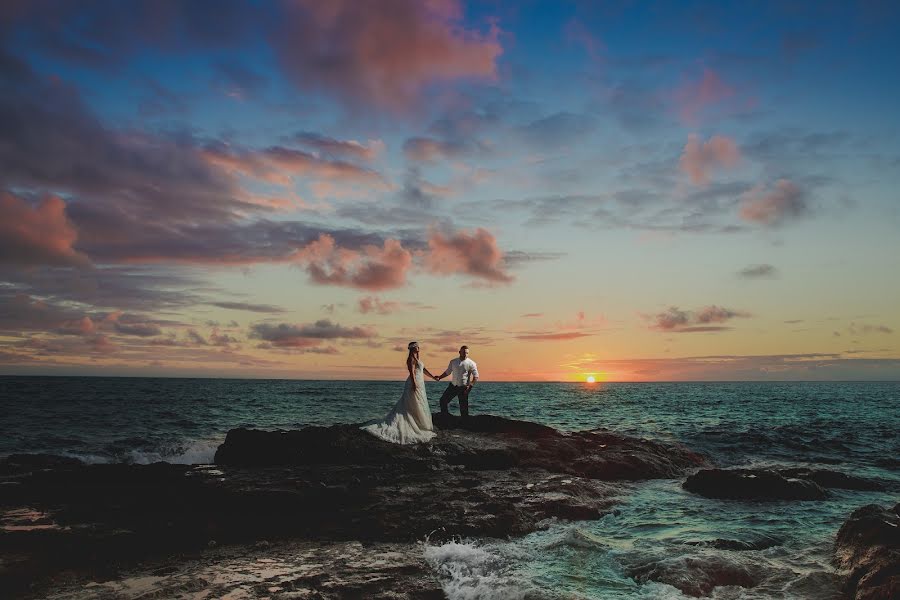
[683,467,887,501]
[834,502,900,600]
[1,413,896,599]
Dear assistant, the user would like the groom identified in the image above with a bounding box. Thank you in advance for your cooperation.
[435,345,479,419]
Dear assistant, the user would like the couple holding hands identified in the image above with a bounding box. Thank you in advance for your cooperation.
[361,343,479,445]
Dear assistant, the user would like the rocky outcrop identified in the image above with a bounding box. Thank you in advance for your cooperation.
[779,468,886,492]
[625,553,761,597]
[215,413,707,480]
[40,539,445,600]
[683,468,828,501]
[682,466,886,501]
[834,503,900,600]
[0,454,82,474]
[1,414,707,598]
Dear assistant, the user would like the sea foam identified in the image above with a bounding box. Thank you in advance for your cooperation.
[62,438,220,465]
[424,540,539,600]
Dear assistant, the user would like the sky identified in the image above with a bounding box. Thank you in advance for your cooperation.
[1,0,899,382]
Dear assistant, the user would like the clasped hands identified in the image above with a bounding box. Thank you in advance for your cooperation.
[429,373,472,393]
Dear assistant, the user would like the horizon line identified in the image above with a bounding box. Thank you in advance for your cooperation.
[1,373,898,384]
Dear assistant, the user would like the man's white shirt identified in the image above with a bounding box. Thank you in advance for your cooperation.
[444,357,479,386]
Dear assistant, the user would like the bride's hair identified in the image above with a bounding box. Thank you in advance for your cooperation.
[407,341,419,351]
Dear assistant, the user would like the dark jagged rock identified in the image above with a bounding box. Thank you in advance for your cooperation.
[1,414,707,598]
[625,553,761,597]
[683,468,828,501]
[834,503,900,600]
[431,411,558,436]
[216,414,709,481]
[0,454,83,475]
[682,466,888,501]
[38,539,445,600]
[779,468,886,492]
[213,424,435,468]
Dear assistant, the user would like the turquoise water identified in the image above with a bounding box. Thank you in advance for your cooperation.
[2,377,898,598]
[425,479,893,599]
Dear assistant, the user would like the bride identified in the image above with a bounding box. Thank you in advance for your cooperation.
[361,341,438,444]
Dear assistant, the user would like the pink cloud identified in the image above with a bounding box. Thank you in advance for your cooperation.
[425,227,514,284]
[21,331,118,355]
[654,307,691,330]
[200,146,278,183]
[358,296,400,315]
[679,134,740,185]
[357,296,434,314]
[262,146,384,184]
[291,132,385,162]
[695,305,750,324]
[672,68,736,125]
[201,144,387,189]
[294,234,414,291]
[739,179,808,226]
[651,305,751,332]
[88,334,116,354]
[403,137,461,162]
[86,220,513,289]
[233,191,299,212]
[210,329,240,347]
[0,192,90,267]
[275,0,502,112]
[56,316,96,336]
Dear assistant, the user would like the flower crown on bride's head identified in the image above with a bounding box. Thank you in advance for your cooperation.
[407,341,419,351]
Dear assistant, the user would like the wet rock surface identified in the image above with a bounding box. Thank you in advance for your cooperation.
[682,467,885,501]
[41,539,444,600]
[1,414,707,598]
[216,413,707,480]
[779,468,887,492]
[624,551,762,597]
[834,502,900,600]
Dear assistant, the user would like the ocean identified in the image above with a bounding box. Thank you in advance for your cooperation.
[2,377,898,599]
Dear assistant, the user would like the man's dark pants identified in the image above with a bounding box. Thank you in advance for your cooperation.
[439,383,470,418]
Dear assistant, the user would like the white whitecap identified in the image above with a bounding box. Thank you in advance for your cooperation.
[424,540,539,600]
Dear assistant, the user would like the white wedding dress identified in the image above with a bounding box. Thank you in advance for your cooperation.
[362,360,435,444]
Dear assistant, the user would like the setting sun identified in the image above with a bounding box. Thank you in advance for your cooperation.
[585,376,596,383]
